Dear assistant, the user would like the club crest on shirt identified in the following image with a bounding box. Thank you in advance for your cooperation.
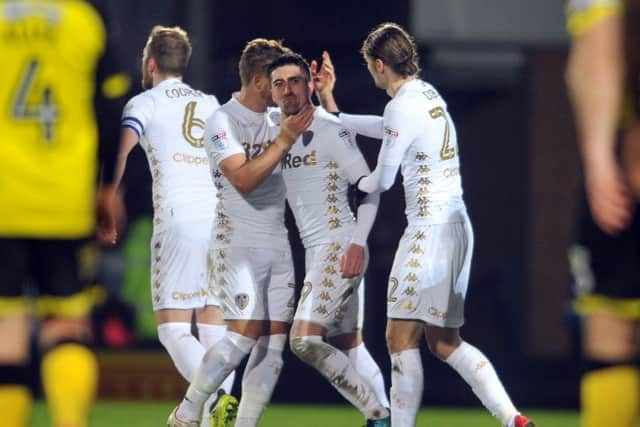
[235,293,249,310]
[269,110,281,124]
[302,130,314,146]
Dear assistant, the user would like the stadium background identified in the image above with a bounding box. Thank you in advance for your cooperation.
[80,0,579,414]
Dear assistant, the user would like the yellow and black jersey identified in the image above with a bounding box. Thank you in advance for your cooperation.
[0,0,130,238]
[566,0,623,37]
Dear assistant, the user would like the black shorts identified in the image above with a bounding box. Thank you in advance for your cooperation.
[570,196,640,301]
[0,238,94,298]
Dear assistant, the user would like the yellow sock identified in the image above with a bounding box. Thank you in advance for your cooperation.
[581,365,640,427]
[0,384,32,427]
[41,343,98,427]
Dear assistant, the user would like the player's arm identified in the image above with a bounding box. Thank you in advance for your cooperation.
[94,5,132,244]
[327,128,380,278]
[216,104,314,194]
[341,157,380,279]
[97,127,138,245]
[98,93,151,244]
[311,51,384,139]
[566,2,632,234]
[357,106,412,194]
[339,113,384,139]
[112,127,139,193]
[311,50,339,112]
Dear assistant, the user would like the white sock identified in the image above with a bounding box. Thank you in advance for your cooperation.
[157,322,204,382]
[445,341,518,426]
[346,342,390,408]
[176,331,255,422]
[292,336,388,420]
[198,323,235,394]
[236,334,286,427]
[390,349,423,427]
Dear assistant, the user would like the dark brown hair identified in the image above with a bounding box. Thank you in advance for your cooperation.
[361,22,420,77]
[267,53,311,82]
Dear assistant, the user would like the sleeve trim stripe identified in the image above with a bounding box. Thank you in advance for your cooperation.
[122,116,144,132]
[121,124,141,138]
[566,5,621,36]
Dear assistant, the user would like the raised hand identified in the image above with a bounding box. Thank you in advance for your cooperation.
[311,51,339,112]
[311,51,336,97]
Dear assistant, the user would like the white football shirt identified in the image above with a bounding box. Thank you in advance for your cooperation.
[121,78,220,233]
[278,108,371,248]
[204,94,288,249]
[363,79,467,225]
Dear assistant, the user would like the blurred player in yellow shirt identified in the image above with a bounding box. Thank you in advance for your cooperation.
[0,1,130,426]
[566,1,640,426]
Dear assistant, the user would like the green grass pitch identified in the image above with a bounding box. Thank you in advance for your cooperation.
[30,401,578,426]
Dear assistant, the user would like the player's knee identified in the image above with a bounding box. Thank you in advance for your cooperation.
[385,329,420,354]
[39,316,91,350]
[157,322,192,348]
[424,332,461,361]
[290,335,323,365]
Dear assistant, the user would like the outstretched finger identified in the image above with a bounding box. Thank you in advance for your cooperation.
[322,51,334,68]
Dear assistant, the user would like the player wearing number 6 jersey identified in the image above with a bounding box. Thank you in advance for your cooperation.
[109,26,236,427]
[343,23,536,427]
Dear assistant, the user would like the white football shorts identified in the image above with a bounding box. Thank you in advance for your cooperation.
[387,219,474,328]
[150,221,220,311]
[209,246,295,322]
[294,238,367,336]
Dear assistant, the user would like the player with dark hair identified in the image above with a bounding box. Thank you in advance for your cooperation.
[269,53,390,427]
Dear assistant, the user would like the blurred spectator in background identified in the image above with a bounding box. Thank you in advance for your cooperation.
[565,0,640,426]
[0,1,130,426]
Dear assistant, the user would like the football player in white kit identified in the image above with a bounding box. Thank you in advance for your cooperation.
[341,23,536,427]
[268,54,391,427]
[107,26,237,427]
[169,39,314,427]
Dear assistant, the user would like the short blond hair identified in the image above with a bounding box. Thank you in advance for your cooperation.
[238,38,292,86]
[144,25,192,76]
